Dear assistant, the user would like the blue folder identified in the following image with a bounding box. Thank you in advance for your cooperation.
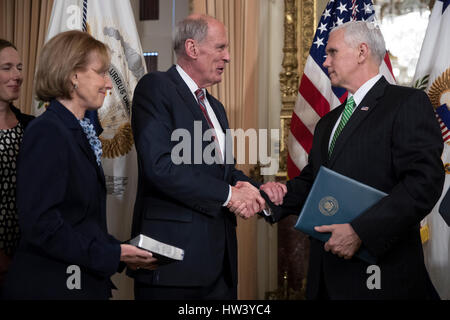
[294,166,387,264]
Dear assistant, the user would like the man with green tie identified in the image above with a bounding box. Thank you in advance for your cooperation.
[253,20,444,299]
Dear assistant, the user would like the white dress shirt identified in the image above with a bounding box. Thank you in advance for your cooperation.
[176,65,226,156]
[328,74,382,150]
[176,65,232,206]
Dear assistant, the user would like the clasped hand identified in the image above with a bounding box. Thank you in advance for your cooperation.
[120,244,159,271]
[227,181,287,219]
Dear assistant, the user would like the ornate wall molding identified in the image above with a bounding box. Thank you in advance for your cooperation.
[298,0,316,76]
[278,0,316,177]
[278,0,298,177]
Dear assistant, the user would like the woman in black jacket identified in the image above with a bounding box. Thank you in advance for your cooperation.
[0,39,34,290]
[2,31,157,300]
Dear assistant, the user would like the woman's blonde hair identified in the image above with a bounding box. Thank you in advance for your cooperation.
[35,30,110,102]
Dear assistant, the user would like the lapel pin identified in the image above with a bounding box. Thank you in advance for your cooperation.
[361,106,369,111]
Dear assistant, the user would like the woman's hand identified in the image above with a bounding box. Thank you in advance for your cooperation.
[120,244,159,270]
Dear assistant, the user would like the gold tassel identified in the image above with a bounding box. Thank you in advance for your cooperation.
[420,223,430,244]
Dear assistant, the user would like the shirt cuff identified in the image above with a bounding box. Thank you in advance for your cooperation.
[262,207,272,216]
[222,185,232,206]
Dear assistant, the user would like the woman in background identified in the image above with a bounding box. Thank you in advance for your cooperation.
[0,39,34,292]
[2,30,156,300]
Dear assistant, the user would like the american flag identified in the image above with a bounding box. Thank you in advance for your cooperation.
[287,0,396,178]
[436,108,450,143]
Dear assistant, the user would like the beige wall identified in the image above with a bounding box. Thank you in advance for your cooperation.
[256,0,284,299]
[130,0,190,71]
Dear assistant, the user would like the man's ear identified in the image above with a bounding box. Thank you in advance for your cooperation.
[185,39,198,59]
[358,42,370,64]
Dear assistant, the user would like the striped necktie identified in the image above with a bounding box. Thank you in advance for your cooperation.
[195,89,216,131]
[329,96,356,157]
[195,89,223,163]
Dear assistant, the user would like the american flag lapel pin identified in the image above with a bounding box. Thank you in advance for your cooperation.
[361,106,369,111]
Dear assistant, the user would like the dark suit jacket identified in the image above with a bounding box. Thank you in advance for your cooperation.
[269,77,444,299]
[10,104,34,129]
[130,65,256,288]
[2,100,121,300]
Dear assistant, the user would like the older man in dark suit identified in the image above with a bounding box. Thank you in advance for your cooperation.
[130,14,284,300]
[252,21,444,299]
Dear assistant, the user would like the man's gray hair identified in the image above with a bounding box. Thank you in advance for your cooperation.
[331,21,386,65]
[173,16,209,57]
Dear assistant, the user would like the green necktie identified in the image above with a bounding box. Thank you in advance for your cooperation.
[329,96,356,157]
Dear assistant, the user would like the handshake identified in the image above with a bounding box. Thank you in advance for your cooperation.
[227,181,287,219]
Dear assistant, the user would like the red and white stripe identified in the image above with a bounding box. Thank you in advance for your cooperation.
[436,114,450,142]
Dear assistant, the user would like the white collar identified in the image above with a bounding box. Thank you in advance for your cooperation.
[351,74,382,106]
[176,64,205,98]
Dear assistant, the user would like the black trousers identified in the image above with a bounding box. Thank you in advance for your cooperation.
[134,272,237,300]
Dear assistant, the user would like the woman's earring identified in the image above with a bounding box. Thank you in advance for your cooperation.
[74,84,78,89]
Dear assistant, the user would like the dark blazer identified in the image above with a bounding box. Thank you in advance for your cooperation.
[269,77,444,299]
[2,100,121,300]
[10,104,34,129]
[130,65,255,289]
